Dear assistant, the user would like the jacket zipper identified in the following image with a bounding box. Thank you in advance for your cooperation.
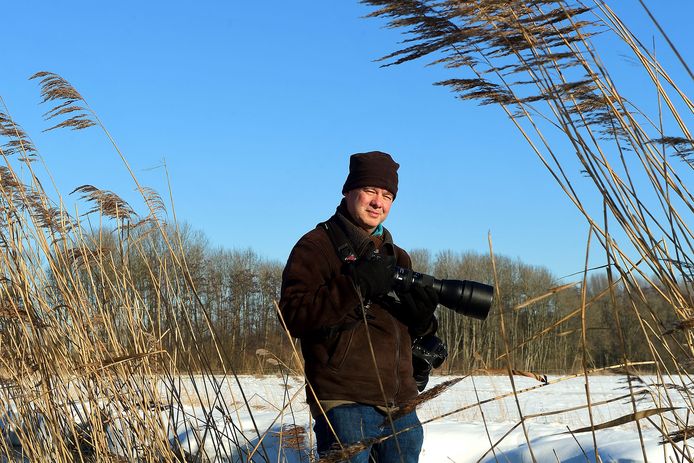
[392,312,401,406]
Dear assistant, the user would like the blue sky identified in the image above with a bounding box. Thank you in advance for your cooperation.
[2,1,692,279]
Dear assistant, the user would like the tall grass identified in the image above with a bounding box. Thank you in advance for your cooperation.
[0,74,294,461]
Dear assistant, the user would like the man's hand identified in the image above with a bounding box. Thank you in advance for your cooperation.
[352,255,393,300]
[398,285,439,336]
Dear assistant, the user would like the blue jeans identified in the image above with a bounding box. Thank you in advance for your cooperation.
[313,403,423,463]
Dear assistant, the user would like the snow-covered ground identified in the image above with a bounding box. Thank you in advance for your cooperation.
[417,375,686,462]
[2,373,691,462]
[158,373,691,462]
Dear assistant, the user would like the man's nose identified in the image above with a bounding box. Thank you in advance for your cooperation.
[370,196,383,208]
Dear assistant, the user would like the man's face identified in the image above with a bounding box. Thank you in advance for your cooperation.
[344,186,394,233]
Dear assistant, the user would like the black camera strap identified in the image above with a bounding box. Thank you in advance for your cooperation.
[318,221,357,264]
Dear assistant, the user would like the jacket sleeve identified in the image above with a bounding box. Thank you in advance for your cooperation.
[279,233,362,339]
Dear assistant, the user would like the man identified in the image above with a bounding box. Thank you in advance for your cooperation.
[279,151,439,462]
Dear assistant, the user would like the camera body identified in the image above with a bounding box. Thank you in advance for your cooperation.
[391,266,493,320]
[412,334,448,391]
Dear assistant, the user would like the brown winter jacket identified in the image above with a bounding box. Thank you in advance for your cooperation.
[279,202,419,411]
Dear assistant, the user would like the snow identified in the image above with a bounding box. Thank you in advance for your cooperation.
[159,373,690,462]
[2,374,691,462]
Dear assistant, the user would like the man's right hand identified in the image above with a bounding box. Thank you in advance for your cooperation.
[397,285,438,336]
[352,255,393,300]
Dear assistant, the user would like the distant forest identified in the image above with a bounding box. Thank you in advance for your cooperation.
[56,222,682,376]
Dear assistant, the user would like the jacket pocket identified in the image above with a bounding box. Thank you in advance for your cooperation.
[326,327,357,371]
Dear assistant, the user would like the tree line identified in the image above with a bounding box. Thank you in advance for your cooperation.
[58,223,684,375]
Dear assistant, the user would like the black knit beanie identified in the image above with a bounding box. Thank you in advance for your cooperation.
[341,151,399,198]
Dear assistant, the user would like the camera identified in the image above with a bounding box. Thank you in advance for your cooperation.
[412,334,448,391]
[392,266,493,320]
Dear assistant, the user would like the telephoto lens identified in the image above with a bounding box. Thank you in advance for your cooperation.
[392,266,493,320]
[433,279,493,319]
